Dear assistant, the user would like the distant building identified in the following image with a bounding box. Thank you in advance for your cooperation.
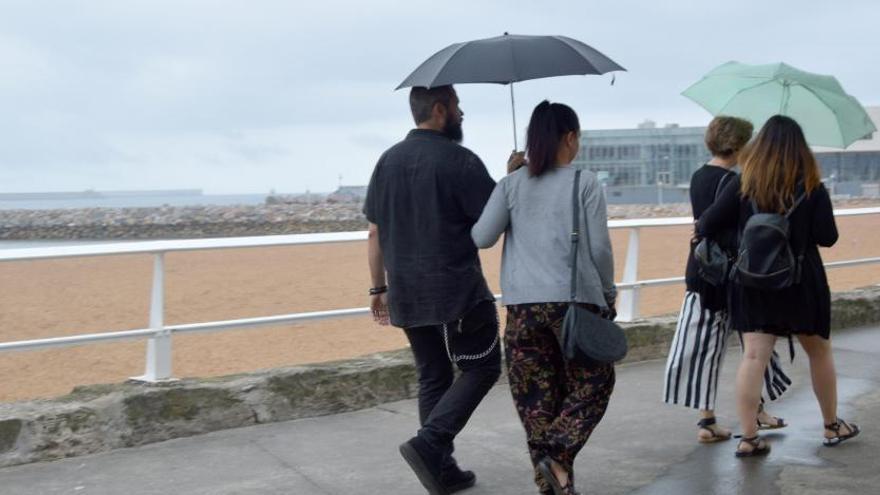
[574,107,880,197]
[813,106,880,196]
[572,120,711,187]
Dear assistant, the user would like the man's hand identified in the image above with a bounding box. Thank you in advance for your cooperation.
[507,151,526,174]
[367,222,389,326]
[371,293,390,326]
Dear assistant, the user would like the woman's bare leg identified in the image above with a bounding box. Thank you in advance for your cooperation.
[737,332,776,444]
[795,334,853,439]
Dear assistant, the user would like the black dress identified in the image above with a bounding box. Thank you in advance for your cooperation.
[684,164,738,311]
[697,175,838,338]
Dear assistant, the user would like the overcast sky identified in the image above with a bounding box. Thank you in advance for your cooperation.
[1,0,878,194]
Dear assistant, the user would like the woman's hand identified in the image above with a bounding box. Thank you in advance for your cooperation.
[607,302,617,321]
[371,293,390,326]
[604,297,617,321]
[507,151,526,174]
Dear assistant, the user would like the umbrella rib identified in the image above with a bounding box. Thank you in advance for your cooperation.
[427,42,471,88]
[552,36,621,74]
[714,79,781,116]
[552,36,599,75]
[507,35,519,83]
[794,83,847,148]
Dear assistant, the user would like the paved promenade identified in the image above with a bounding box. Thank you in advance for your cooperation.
[2,326,878,495]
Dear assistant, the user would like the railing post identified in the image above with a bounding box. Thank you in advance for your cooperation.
[617,228,640,322]
[131,252,173,382]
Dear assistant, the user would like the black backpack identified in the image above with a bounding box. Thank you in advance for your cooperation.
[694,171,735,286]
[730,184,807,290]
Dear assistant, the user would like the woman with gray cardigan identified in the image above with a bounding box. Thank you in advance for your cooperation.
[472,101,616,495]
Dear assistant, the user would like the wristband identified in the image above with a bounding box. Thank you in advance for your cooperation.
[369,285,388,295]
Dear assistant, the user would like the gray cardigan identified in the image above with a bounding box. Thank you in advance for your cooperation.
[471,166,616,307]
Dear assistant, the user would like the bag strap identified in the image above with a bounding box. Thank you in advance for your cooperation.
[713,170,735,201]
[569,170,606,309]
[569,170,581,303]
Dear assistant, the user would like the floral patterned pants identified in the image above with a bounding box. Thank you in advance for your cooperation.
[505,302,616,494]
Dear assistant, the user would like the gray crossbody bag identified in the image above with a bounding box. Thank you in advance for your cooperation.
[560,170,628,365]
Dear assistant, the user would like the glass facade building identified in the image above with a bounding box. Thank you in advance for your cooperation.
[572,121,711,187]
[574,108,880,194]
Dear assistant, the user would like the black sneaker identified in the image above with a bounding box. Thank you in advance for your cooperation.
[441,464,476,493]
[399,437,448,495]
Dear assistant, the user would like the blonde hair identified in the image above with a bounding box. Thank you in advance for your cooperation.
[705,116,753,158]
[740,115,821,213]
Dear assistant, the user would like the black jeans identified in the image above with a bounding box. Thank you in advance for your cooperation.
[403,300,502,469]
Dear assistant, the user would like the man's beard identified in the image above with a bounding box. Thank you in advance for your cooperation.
[442,116,463,143]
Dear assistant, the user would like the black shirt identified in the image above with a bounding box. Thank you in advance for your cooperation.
[697,175,838,336]
[685,164,737,310]
[364,129,496,328]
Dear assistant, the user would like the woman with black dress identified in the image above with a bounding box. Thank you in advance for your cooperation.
[664,116,789,443]
[698,115,860,456]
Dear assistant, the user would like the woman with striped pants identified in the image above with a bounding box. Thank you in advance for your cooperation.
[663,117,790,443]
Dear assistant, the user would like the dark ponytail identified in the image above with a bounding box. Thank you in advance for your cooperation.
[526,100,580,177]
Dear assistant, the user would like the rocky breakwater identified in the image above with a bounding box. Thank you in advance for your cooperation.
[0,201,695,241]
[0,203,369,240]
[1,197,876,241]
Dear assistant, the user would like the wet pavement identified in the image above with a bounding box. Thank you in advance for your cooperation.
[1,325,878,495]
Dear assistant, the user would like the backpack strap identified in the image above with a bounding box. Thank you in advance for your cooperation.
[786,181,808,283]
[749,181,807,217]
[784,181,807,219]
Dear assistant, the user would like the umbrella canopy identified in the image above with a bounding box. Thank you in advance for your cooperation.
[397,33,624,89]
[397,33,625,148]
[682,61,876,148]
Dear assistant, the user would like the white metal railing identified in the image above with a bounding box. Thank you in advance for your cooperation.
[1,207,878,382]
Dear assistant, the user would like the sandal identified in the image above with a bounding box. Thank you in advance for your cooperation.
[757,404,787,430]
[537,458,581,495]
[823,418,860,447]
[735,436,771,457]
[698,417,732,443]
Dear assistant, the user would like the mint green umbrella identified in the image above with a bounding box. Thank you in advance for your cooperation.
[682,61,876,148]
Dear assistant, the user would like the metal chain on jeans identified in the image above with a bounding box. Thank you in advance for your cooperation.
[441,309,500,363]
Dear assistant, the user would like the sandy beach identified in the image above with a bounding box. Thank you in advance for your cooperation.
[1,215,878,403]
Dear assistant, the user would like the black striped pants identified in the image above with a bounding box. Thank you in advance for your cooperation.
[663,291,791,411]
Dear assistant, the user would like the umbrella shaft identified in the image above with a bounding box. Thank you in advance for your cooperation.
[780,82,791,115]
[510,83,518,150]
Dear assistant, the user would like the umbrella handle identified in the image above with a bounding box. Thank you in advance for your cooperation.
[510,83,518,150]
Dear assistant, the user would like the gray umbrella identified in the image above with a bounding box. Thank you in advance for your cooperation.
[397,33,625,148]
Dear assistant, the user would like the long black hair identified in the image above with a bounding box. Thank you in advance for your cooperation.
[525,100,580,176]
